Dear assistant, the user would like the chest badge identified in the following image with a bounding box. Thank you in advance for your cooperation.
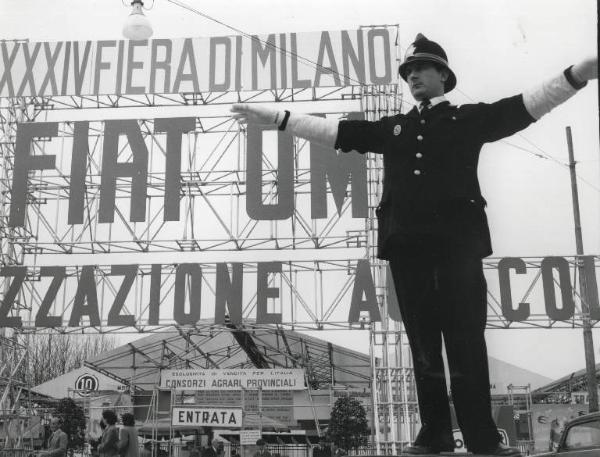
[393,125,402,136]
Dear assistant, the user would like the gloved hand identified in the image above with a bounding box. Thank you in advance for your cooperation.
[230,103,283,125]
[571,56,598,83]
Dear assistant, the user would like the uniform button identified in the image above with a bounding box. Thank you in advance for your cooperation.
[452,116,457,121]
[416,153,423,158]
[417,135,423,141]
[413,169,421,175]
[420,119,426,125]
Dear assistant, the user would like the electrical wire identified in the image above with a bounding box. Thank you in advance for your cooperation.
[166,0,599,194]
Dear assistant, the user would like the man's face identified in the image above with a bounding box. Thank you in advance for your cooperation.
[49,419,60,432]
[405,61,448,101]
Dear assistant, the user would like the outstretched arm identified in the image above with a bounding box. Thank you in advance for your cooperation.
[523,57,597,120]
[230,104,339,148]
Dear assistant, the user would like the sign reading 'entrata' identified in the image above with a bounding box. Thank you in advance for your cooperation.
[172,407,243,428]
[161,369,306,391]
[0,29,396,98]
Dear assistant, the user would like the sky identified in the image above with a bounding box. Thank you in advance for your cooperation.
[0,0,598,380]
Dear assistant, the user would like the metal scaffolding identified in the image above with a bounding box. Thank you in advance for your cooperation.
[0,42,419,448]
[2,26,599,452]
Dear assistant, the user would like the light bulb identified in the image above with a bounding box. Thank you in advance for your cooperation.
[122,1,153,40]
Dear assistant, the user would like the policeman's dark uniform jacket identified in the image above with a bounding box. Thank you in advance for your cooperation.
[331,35,589,454]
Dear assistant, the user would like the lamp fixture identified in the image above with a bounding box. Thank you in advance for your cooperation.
[122,0,153,40]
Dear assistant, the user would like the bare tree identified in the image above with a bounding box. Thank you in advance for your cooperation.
[18,334,117,387]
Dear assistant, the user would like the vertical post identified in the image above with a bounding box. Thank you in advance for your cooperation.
[241,388,246,457]
[566,126,598,412]
[258,386,263,435]
[369,330,381,455]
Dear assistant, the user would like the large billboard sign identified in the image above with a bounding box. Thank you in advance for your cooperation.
[0,256,598,327]
[0,29,396,98]
[0,27,597,331]
[6,119,368,227]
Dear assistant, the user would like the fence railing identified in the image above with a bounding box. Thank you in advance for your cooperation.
[0,450,34,457]
[516,440,535,456]
[150,443,311,457]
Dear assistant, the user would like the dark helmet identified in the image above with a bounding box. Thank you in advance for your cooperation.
[398,33,457,93]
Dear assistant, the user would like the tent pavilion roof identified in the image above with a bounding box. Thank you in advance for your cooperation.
[85,321,373,391]
[531,363,600,401]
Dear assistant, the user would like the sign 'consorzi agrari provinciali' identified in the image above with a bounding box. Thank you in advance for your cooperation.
[1,30,599,328]
[166,370,303,428]
[160,369,305,391]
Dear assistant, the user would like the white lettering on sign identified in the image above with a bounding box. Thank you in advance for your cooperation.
[161,368,306,391]
[172,407,243,428]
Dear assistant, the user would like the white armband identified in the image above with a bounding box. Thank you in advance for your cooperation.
[522,71,579,120]
[284,114,339,149]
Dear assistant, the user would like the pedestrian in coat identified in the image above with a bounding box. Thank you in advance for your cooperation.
[97,410,120,457]
[201,439,224,457]
[39,417,68,457]
[117,413,139,457]
[231,33,597,457]
[253,439,272,457]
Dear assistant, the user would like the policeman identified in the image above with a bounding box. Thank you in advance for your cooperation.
[231,34,597,456]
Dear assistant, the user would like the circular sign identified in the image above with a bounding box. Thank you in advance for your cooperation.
[75,374,99,396]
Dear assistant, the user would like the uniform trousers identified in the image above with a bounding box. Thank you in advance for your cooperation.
[388,251,501,452]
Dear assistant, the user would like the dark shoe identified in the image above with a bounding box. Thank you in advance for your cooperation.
[473,443,522,456]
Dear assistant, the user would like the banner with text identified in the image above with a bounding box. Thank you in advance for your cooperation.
[0,28,396,98]
[161,369,306,391]
[172,407,243,428]
[195,390,294,426]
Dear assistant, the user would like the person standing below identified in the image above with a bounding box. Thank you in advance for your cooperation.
[117,413,139,457]
[39,417,68,457]
[97,410,120,457]
[201,439,224,457]
[231,34,597,456]
[253,439,272,457]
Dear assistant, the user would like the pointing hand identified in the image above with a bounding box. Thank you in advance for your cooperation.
[571,56,598,83]
[230,103,282,125]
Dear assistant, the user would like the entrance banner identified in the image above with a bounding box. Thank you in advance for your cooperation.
[172,407,243,428]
